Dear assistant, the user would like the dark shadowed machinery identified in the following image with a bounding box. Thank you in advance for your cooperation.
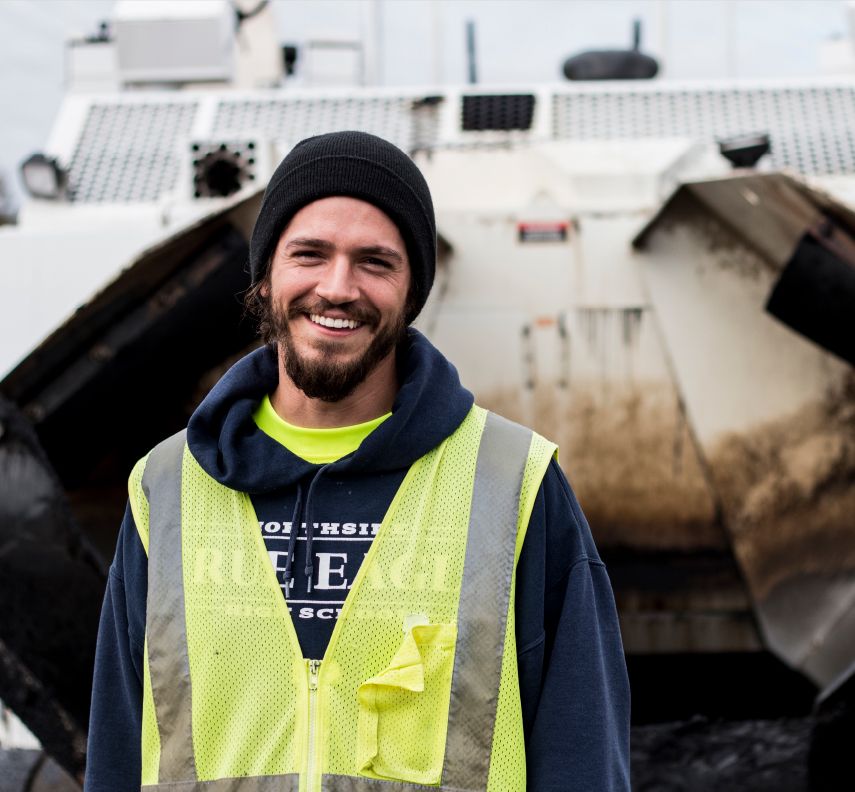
[1,3,855,789]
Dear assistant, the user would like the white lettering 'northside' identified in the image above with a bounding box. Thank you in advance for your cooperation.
[258,521,381,537]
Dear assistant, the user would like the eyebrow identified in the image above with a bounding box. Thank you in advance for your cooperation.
[285,237,405,264]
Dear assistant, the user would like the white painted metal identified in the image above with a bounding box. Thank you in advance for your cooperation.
[0,188,257,377]
[113,0,235,84]
[0,703,39,750]
[67,37,120,94]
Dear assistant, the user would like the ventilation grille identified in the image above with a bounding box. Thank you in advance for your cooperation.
[461,94,536,131]
[68,102,198,203]
[211,96,436,152]
[552,85,855,176]
[62,84,855,205]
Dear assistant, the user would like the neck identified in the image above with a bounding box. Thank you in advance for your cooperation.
[270,349,398,428]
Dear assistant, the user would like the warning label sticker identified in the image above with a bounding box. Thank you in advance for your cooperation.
[517,221,569,243]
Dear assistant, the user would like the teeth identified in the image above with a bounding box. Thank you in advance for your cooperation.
[310,314,361,330]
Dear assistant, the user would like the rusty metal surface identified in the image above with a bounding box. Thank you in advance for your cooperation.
[708,375,855,682]
[709,378,855,599]
[453,308,754,655]
[633,173,822,268]
[480,380,724,551]
[636,174,855,686]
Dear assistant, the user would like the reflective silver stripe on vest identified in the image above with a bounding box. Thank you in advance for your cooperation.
[142,429,197,784]
[322,775,470,792]
[142,775,299,792]
[442,411,532,790]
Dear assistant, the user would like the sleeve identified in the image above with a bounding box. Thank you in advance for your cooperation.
[515,458,631,792]
[84,503,148,792]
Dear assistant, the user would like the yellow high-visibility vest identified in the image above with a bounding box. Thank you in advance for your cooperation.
[129,405,556,792]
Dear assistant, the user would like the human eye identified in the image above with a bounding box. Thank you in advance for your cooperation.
[292,249,324,263]
[362,256,394,270]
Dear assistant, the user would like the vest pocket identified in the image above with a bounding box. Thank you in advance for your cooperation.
[356,622,457,786]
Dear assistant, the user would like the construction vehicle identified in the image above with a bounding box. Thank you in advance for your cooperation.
[1,1,853,786]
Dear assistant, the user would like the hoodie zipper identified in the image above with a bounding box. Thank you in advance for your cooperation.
[306,658,321,791]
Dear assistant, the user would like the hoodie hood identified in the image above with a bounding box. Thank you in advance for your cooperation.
[186,329,474,493]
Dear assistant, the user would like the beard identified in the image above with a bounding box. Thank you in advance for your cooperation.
[269,295,407,403]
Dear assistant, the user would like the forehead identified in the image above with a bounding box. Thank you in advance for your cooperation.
[280,196,405,248]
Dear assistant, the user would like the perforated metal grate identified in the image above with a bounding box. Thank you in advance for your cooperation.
[211,96,433,153]
[68,102,198,203]
[551,84,855,176]
[63,83,855,205]
[461,94,536,131]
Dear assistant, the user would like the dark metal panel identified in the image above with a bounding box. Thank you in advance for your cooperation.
[767,232,855,366]
[0,397,100,780]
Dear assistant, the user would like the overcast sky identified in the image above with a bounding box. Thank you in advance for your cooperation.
[278,0,849,83]
[0,0,851,208]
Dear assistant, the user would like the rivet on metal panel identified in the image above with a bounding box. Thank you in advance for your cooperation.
[558,313,570,390]
[521,323,535,390]
[741,188,760,207]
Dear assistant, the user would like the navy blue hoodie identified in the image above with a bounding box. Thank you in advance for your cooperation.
[84,330,630,791]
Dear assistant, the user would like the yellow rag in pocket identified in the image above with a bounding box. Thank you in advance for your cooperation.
[357,623,457,786]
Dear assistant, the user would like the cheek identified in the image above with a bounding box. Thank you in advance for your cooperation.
[373,287,408,317]
[270,270,314,302]
[367,272,410,309]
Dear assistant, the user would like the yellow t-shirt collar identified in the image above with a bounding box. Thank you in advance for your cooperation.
[253,394,391,465]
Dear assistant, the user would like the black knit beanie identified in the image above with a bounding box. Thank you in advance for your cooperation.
[249,131,436,323]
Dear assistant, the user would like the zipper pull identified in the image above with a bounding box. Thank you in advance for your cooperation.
[308,659,320,691]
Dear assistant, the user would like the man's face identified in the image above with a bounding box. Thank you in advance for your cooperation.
[266,196,411,402]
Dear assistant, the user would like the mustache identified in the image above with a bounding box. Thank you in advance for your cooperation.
[285,297,381,327]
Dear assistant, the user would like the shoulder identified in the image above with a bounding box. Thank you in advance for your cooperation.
[127,429,188,555]
[127,454,152,554]
[471,408,558,546]
[541,457,602,564]
[521,457,603,592]
[474,407,557,474]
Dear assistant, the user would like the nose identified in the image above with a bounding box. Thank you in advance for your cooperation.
[315,255,360,305]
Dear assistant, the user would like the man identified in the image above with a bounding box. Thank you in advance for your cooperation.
[85,131,630,791]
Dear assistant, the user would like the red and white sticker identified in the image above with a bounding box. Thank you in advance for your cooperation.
[517,221,569,243]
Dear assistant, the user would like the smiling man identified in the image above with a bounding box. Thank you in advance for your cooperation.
[267,196,411,416]
[85,131,630,792]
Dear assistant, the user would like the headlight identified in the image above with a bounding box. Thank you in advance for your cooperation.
[20,153,69,200]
